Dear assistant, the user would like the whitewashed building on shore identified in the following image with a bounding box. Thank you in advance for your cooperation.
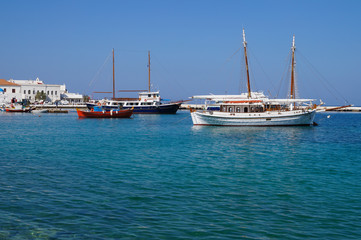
[0,78,83,104]
[60,92,83,104]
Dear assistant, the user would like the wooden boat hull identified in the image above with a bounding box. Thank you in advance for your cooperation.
[5,108,32,113]
[191,110,316,126]
[77,109,133,118]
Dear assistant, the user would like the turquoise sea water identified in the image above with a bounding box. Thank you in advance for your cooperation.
[0,110,361,239]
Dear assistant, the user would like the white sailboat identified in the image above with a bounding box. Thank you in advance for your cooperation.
[190,29,317,126]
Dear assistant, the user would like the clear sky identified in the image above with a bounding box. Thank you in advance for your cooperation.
[1,0,360,105]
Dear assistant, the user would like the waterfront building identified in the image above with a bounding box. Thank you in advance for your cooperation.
[60,92,83,104]
[0,78,83,104]
[0,79,21,104]
[8,77,66,102]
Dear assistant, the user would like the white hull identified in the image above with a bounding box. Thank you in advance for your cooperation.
[191,110,316,126]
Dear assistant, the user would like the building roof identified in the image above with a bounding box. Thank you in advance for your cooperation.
[0,79,20,86]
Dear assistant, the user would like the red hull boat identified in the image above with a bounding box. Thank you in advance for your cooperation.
[77,108,133,118]
[5,108,32,113]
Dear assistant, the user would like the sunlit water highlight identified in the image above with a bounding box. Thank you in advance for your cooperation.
[1,111,361,239]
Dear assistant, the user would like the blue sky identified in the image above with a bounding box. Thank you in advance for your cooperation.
[1,0,360,105]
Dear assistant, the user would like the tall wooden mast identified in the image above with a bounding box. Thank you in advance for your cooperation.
[112,48,115,99]
[148,51,151,92]
[290,35,296,99]
[243,29,251,98]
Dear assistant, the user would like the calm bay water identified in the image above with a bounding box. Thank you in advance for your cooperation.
[1,110,361,239]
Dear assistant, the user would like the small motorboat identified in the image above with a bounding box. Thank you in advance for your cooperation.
[76,106,133,118]
[5,104,32,113]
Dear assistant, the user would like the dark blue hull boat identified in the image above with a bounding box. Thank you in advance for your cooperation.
[123,102,181,114]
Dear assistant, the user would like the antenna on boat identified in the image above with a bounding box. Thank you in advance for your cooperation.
[243,28,251,98]
[112,48,115,99]
[290,35,296,99]
[148,51,151,92]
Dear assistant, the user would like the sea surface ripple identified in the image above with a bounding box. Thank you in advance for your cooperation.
[0,111,361,239]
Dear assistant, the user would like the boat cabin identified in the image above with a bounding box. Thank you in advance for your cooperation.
[220,104,264,113]
[138,91,161,102]
[220,100,265,113]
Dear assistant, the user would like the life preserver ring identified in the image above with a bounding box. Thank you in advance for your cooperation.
[97,102,101,106]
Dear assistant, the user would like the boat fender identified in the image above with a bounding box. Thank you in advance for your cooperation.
[97,102,101,106]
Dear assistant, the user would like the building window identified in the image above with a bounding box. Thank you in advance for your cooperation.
[51,91,53,95]
[28,90,31,94]
[33,90,35,94]
[244,107,248,113]
[47,91,49,95]
[3,88,6,92]
[12,89,15,93]
[24,90,26,94]
[55,91,57,95]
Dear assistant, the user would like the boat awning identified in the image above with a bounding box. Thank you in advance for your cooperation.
[266,99,316,104]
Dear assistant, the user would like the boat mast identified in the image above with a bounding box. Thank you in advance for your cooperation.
[148,51,151,92]
[290,35,296,99]
[243,29,251,98]
[112,48,115,99]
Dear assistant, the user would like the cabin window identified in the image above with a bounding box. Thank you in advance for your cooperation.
[244,107,248,113]
[148,94,151,97]
[222,106,226,112]
[228,107,233,112]
[236,107,240,113]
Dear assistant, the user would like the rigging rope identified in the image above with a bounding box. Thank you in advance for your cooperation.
[152,54,192,97]
[87,51,113,91]
[276,50,292,98]
[297,50,349,104]
[247,47,277,96]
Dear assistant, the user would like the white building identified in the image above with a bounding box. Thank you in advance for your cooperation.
[60,92,83,104]
[0,79,21,104]
[0,78,84,104]
[7,77,66,103]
